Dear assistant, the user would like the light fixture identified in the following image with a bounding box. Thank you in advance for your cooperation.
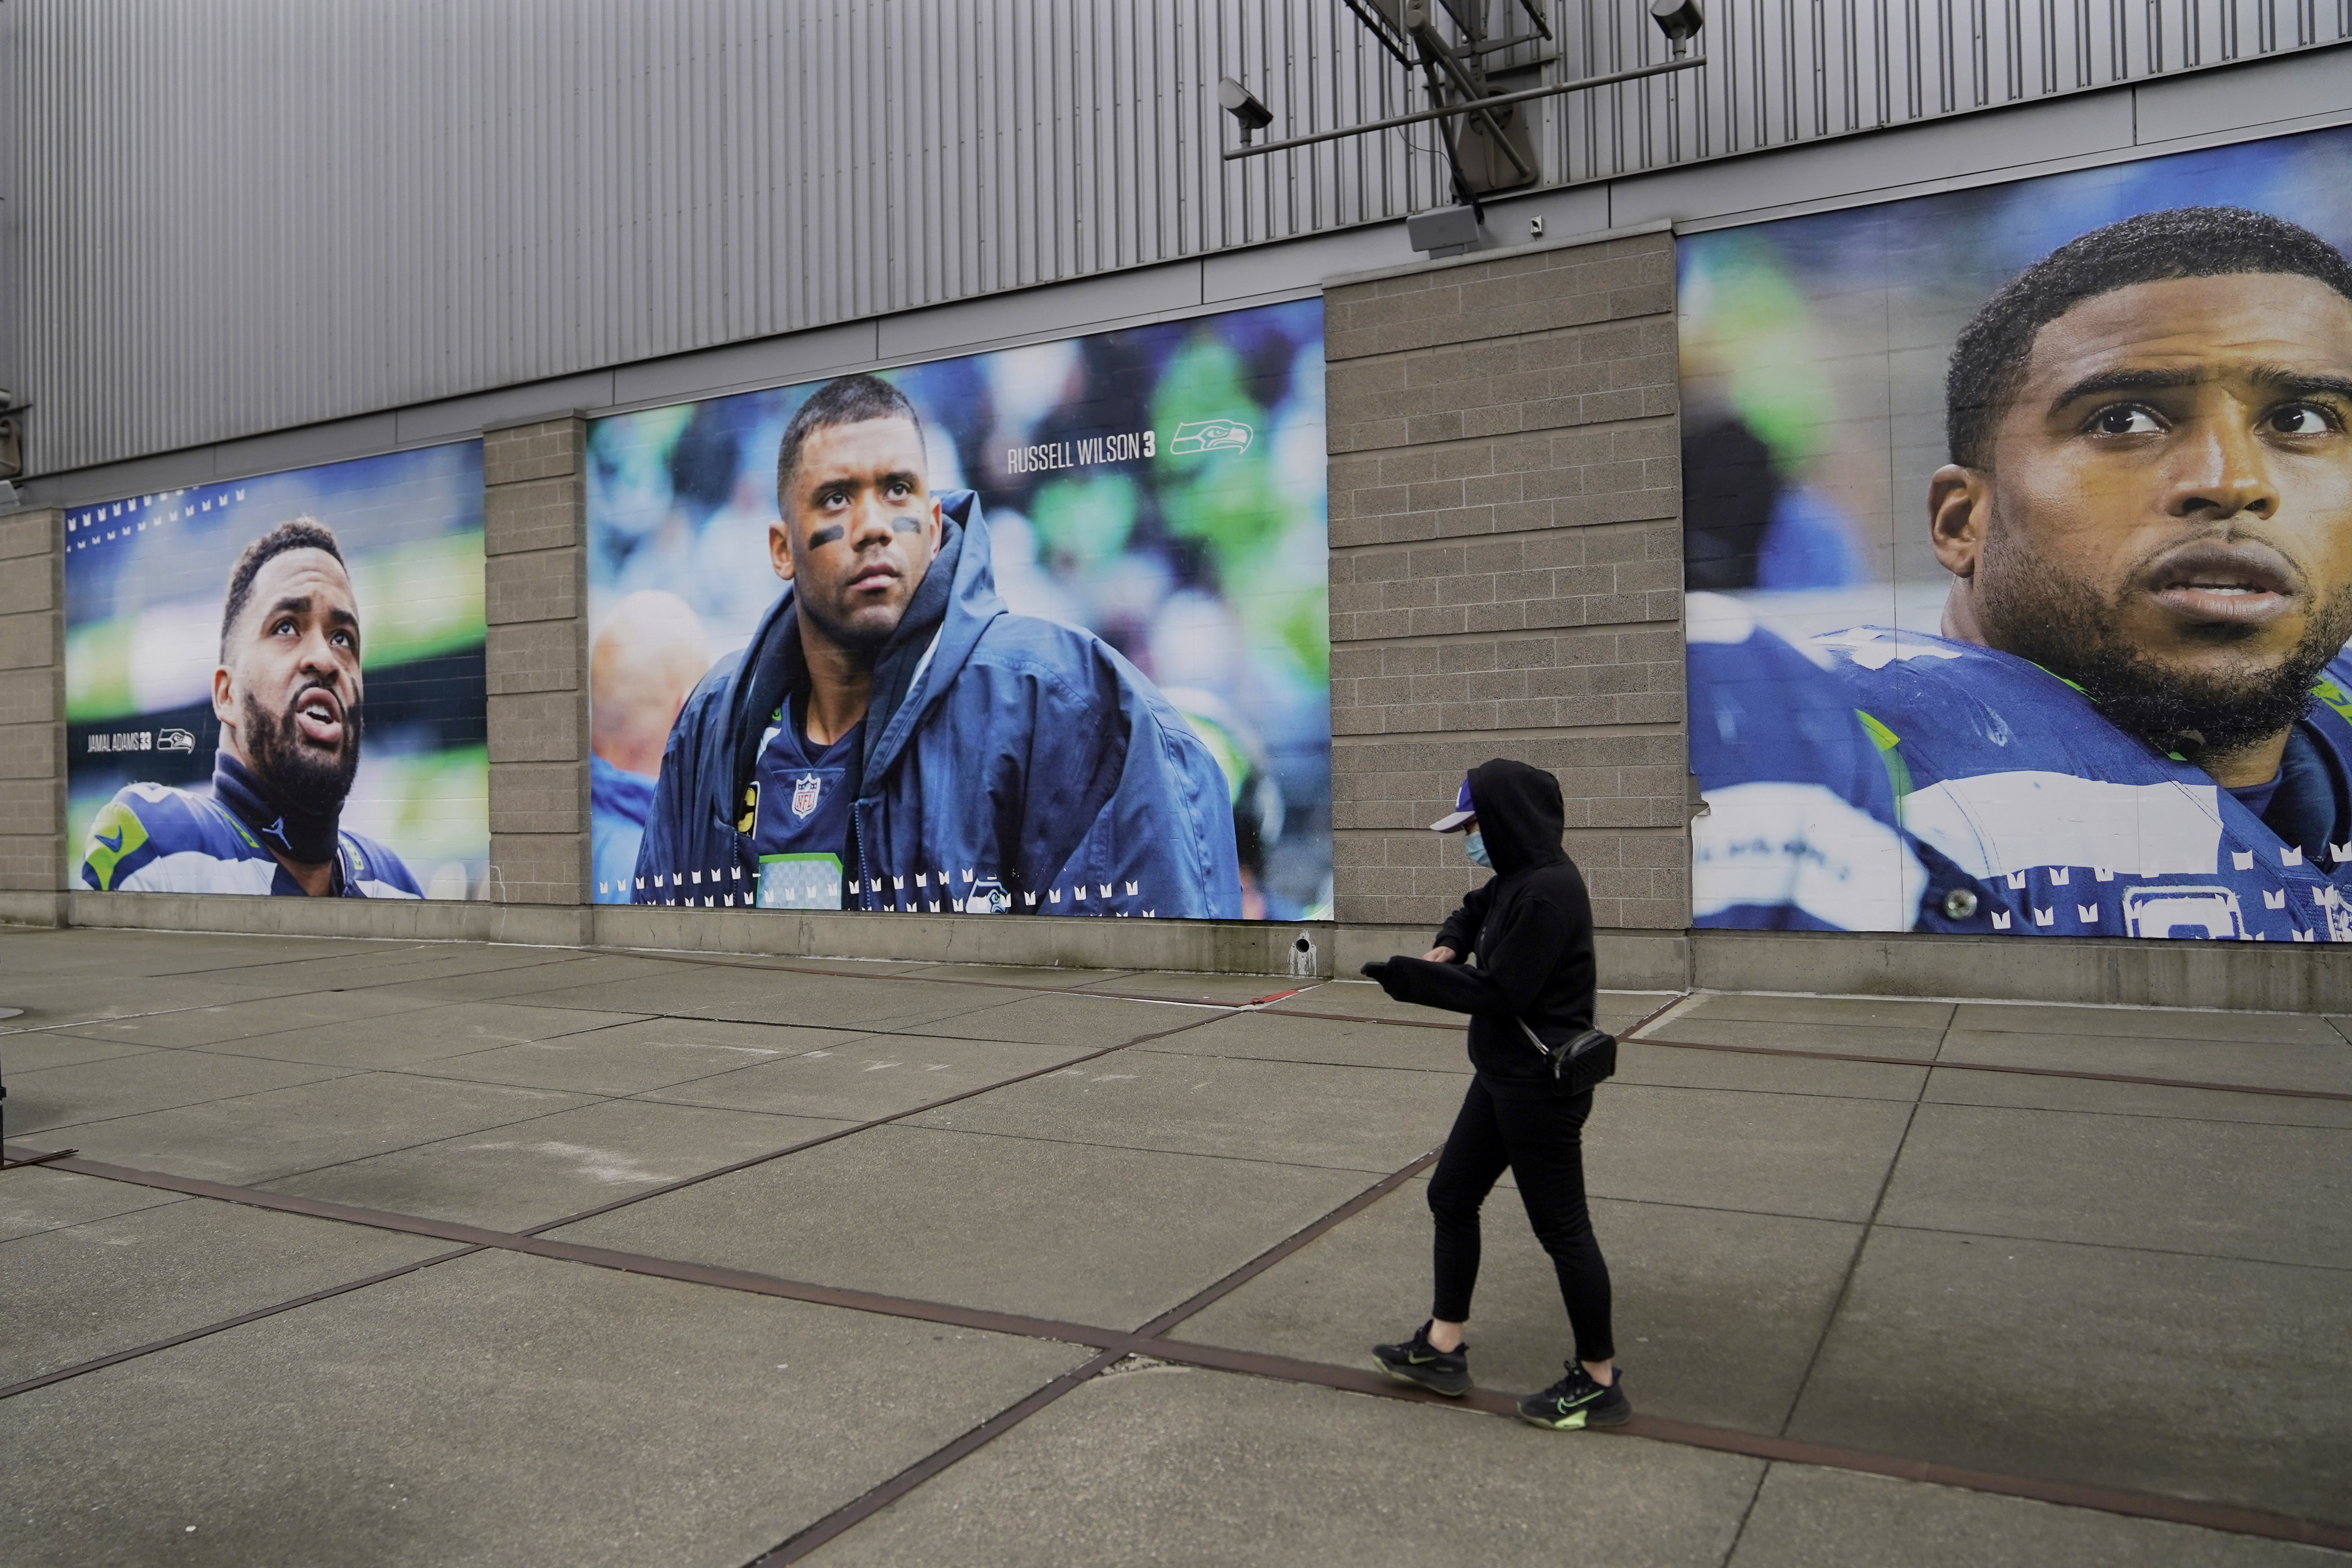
[1217,76,1274,143]
[1407,205,1484,258]
[0,389,27,485]
[1222,2,1707,181]
[1650,0,1705,56]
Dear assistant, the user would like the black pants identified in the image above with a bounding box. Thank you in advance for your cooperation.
[1427,1076,1614,1364]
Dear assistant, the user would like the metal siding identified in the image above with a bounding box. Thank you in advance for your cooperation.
[12,0,2346,475]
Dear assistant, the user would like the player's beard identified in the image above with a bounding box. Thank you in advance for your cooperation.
[241,686,362,817]
[797,581,900,662]
[1975,522,2352,766]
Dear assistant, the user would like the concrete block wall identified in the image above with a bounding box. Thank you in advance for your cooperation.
[483,417,590,911]
[0,509,64,908]
[1323,230,1687,940]
[15,209,2352,1005]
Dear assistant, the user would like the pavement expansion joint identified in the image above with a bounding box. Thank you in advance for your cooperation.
[1777,1058,1928,1449]
[746,1348,1130,1567]
[1289,1006,2352,1105]
[582,943,1330,1009]
[0,1244,486,1402]
[11,940,2348,1559]
[517,1008,1241,1236]
[1675,984,2352,1018]
[0,970,1302,1255]
[9,1136,2344,1557]
[1631,1033,2352,1102]
[1418,993,2330,1110]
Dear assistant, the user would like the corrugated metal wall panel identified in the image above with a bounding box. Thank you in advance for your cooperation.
[12,0,2344,475]
[1550,0,2350,177]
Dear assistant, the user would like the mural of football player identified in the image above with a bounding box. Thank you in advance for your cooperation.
[79,518,421,899]
[632,373,1242,917]
[1817,208,2352,939]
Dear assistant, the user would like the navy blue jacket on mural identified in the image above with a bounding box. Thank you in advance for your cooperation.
[1814,624,2352,942]
[631,490,1244,919]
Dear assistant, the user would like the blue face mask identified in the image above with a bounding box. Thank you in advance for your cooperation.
[1463,830,1492,870]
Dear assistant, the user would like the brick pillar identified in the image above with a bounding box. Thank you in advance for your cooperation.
[1324,232,1688,942]
[0,508,65,921]
[483,417,589,907]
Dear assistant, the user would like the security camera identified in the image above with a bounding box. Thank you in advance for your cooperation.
[0,390,25,483]
[1650,0,1704,54]
[1218,76,1274,142]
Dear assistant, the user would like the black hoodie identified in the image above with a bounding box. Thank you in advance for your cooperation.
[1370,758,1598,1098]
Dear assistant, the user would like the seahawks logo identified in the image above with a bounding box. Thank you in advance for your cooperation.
[1169,419,1253,455]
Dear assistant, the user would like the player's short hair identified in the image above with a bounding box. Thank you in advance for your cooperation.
[220,517,347,660]
[1946,206,2352,469]
[774,373,927,511]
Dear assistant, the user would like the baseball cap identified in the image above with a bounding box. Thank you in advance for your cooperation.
[1429,777,1476,833]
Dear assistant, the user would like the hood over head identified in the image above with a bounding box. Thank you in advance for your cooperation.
[724,489,1004,796]
[1464,757,1567,877]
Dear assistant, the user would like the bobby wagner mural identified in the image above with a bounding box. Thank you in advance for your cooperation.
[588,301,1332,921]
[1682,126,2352,941]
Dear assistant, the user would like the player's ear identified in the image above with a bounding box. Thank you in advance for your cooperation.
[211,664,236,729]
[770,520,796,583]
[925,494,943,554]
[1928,464,1990,578]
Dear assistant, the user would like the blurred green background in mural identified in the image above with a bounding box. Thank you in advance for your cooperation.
[1678,123,2352,624]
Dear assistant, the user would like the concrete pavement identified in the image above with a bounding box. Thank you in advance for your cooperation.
[2,926,2346,1566]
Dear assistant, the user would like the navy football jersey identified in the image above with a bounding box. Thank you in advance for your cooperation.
[80,782,423,899]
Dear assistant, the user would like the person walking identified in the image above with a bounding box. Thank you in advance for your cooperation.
[1359,757,1629,1430]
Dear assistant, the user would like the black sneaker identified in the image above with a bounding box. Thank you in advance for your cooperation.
[1517,1363,1631,1430]
[1372,1322,1471,1396]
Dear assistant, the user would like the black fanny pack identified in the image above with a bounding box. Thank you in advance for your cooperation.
[1515,1020,1617,1095]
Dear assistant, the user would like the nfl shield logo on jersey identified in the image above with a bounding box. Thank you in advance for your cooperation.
[791,773,822,820]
